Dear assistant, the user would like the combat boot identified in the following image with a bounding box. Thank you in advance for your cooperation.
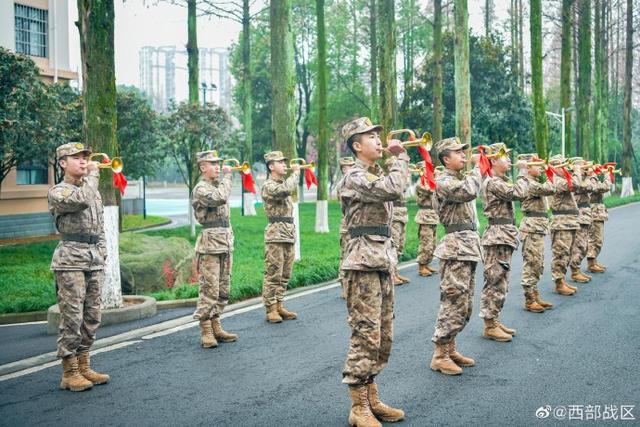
[430,342,462,375]
[396,273,410,284]
[524,291,545,313]
[564,278,578,291]
[211,317,238,342]
[595,260,607,271]
[77,352,110,385]
[366,382,404,422]
[277,301,297,320]
[418,264,432,277]
[555,278,576,295]
[533,289,554,309]
[348,385,382,427]
[266,305,283,323]
[498,321,516,336]
[483,319,512,342]
[587,258,605,273]
[570,267,590,283]
[448,340,475,367]
[427,265,439,274]
[60,356,93,392]
[199,319,218,348]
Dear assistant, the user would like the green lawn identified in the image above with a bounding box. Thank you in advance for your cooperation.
[1,194,638,314]
[122,214,170,231]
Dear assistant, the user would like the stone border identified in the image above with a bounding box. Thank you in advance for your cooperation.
[0,311,48,325]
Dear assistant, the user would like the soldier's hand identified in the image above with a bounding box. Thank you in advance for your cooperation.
[222,165,232,176]
[386,139,405,156]
[470,153,480,165]
[86,161,99,173]
[516,159,528,171]
[291,164,301,173]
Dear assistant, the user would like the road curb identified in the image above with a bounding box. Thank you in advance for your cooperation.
[0,311,47,325]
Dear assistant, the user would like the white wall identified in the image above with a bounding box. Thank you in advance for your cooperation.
[0,2,15,51]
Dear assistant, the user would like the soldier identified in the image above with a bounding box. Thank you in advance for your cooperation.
[261,151,300,323]
[337,156,356,299]
[48,142,109,392]
[586,166,611,273]
[568,157,594,283]
[340,117,408,427]
[518,153,556,313]
[430,137,481,376]
[192,150,238,348]
[478,143,529,342]
[386,157,411,286]
[548,154,581,295]
[414,161,439,277]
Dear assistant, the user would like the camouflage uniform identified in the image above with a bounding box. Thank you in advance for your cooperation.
[415,174,439,267]
[340,118,409,386]
[261,151,300,308]
[192,151,234,321]
[479,165,529,321]
[49,143,106,359]
[569,166,594,270]
[587,176,610,260]
[549,157,580,281]
[431,139,483,344]
[386,157,409,261]
[519,175,555,293]
[337,157,356,298]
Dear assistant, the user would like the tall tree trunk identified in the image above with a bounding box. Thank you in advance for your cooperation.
[432,0,443,144]
[572,1,579,156]
[241,0,255,215]
[369,0,379,121]
[378,0,397,133]
[518,0,524,89]
[600,0,608,163]
[560,0,572,158]
[315,0,329,233]
[77,0,122,309]
[576,0,591,159]
[510,0,518,82]
[484,0,493,37]
[621,0,634,196]
[530,0,548,156]
[454,0,471,148]
[187,0,199,236]
[593,0,602,161]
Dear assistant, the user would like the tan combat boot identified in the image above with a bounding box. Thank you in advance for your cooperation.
[418,264,432,277]
[277,301,297,320]
[366,382,405,422]
[570,267,590,283]
[498,321,516,336]
[595,259,607,271]
[483,319,512,342]
[564,278,578,291]
[555,278,575,295]
[524,291,545,313]
[348,385,382,427]
[266,305,283,323]
[396,273,410,284]
[448,340,475,367]
[199,319,218,348]
[533,289,554,309]
[211,317,238,342]
[427,265,439,274]
[430,342,463,375]
[587,258,605,273]
[60,356,93,392]
[77,352,110,385]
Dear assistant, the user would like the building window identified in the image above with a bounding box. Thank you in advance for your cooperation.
[17,160,48,185]
[15,4,48,58]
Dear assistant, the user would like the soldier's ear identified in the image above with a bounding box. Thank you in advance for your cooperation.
[58,158,67,170]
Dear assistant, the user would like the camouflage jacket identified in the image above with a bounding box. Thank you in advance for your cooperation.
[433,168,483,262]
[481,172,529,249]
[519,176,555,235]
[573,172,593,226]
[391,192,408,224]
[414,181,439,225]
[262,170,300,244]
[589,176,610,222]
[336,175,348,235]
[192,175,234,254]
[549,174,580,231]
[340,154,410,271]
[48,171,105,271]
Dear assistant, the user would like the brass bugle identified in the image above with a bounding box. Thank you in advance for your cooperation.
[89,153,123,173]
[223,158,251,174]
[385,129,432,150]
[516,154,546,167]
[409,164,425,175]
[288,158,315,170]
[472,145,493,156]
[607,167,623,176]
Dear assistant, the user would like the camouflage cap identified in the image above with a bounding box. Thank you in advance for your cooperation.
[339,156,356,167]
[197,150,222,163]
[56,142,91,160]
[488,142,512,157]
[517,153,536,161]
[548,154,568,167]
[568,156,585,164]
[264,150,288,164]
[341,117,383,142]
[435,136,468,155]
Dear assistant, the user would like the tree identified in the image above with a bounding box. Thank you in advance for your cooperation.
[369,0,379,121]
[454,0,471,148]
[378,0,397,132]
[576,0,591,159]
[77,0,121,309]
[529,0,548,156]
[314,0,329,233]
[621,0,634,196]
[241,0,255,215]
[483,0,494,37]
[432,0,443,144]
[560,0,573,157]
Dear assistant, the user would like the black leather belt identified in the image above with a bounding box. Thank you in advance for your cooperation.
[444,223,477,234]
[577,203,590,208]
[202,219,230,229]
[349,226,391,238]
[524,211,548,218]
[61,234,100,244]
[268,216,294,224]
[393,201,406,207]
[552,209,579,215]
[488,217,515,226]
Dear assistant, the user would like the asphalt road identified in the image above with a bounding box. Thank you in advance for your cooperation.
[1,203,639,426]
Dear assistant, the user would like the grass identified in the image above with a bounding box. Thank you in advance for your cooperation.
[1,193,639,314]
[122,214,170,231]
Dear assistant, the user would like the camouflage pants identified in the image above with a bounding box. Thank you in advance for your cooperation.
[587,221,605,259]
[342,270,394,385]
[551,229,577,280]
[520,232,545,293]
[432,260,477,344]
[339,232,350,297]
[417,224,437,265]
[570,224,590,269]
[193,253,232,320]
[480,245,514,320]
[55,270,104,358]
[262,242,295,307]
[391,221,406,259]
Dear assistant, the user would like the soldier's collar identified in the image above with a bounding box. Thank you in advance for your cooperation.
[63,175,84,186]
[444,167,464,179]
[354,158,381,175]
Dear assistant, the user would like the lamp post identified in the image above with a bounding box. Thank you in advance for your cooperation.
[546,106,574,158]
[200,82,218,105]
[238,131,247,216]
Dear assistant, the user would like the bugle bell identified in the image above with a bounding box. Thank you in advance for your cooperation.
[288,158,315,170]
[385,129,432,150]
[89,153,123,173]
[223,158,251,174]
[516,154,546,167]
